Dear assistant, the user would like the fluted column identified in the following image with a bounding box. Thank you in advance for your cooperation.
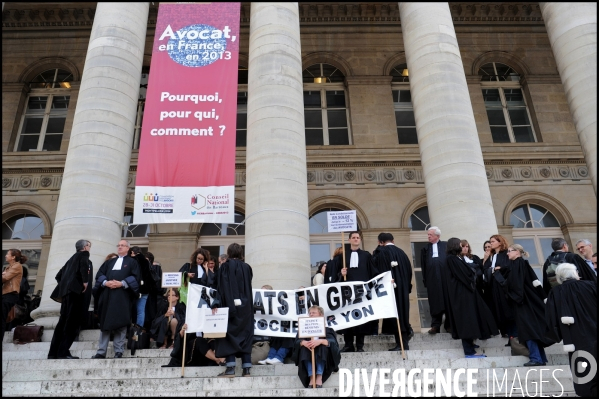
[398,3,498,252]
[540,3,597,195]
[31,3,149,328]
[245,3,310,290]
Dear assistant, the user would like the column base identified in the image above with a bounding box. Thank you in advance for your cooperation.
[30,305,61,329]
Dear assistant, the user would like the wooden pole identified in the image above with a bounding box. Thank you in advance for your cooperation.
[396,318,406,360]
[341,232,347,281]
[311,337,317,388]
[168,287,173,323]
[181,330,187,378]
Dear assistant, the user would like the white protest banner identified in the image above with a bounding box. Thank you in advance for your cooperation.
[327,210,357,232]
[185,283,218,333]
[162,272,182,288]
[183,271,397,338]
[298,316,326,338]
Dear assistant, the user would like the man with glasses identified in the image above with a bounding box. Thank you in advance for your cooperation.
[47,239,93,359]
[542,238,597,294]
[91,240,141,359]
[575,239,597,275]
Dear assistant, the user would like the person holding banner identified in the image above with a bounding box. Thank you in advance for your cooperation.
[371,232,414,351]
[335,231,376,353]
[162,323,226,368]
[150,288,186,349]
[211,243,254,378]
[292,306,341,389]
[444,237,498,358]
[421,226,451,334]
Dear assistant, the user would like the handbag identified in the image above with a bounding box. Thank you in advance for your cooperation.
[509,336,530,357]
[13,324,44,345]
[6,306,16,323]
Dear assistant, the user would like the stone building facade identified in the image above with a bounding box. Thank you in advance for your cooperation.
[2,2,596,330]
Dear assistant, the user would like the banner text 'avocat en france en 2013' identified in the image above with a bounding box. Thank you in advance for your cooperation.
[134,3,239,224]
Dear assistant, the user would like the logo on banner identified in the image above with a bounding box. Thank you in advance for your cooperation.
[191,194,207,210]
[159,23,233,68]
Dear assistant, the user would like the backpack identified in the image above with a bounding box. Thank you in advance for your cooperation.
[149,264,163,294]
[546,252,568,288]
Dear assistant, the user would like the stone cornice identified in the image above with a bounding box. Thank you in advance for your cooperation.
[520,75,563,85]
[1,82,30,93]
[3,161,591,192]
[345,75,393,86]
[3,3,544,29]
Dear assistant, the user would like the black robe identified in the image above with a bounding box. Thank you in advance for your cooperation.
[211,258,253,357]
[56,251,91,298]
[546,280,597,397]
[421,241,448,316]
[483,250,514,327]
[371,244,412,335]
[542,251,597,295]
[150,297,186,345]
[292,328,341,388]
[445,255,498,340]
[505,257,552,344]
[179,262,206,286]
[332,248,376,335]
[94,256,141,331]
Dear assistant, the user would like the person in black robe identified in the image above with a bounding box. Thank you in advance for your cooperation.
[334,231,376,352]
[460,239,485,298]
[203,258,219,289]
[542,238,597,295]
[371,232,413,351]
[505,244,553,366]
[211,243,254,377]
[129,246,156,331]
[421,227,450,334]
[482,234,516,339]
[292,305,341,388]
[444,238,498,358]
[545,263,597,397]
[91,240,141,359]
[150,288,186,348]
[179,248,211,286]
[162,322,226,368]
[48,239,93,359]
[324,247,344,285]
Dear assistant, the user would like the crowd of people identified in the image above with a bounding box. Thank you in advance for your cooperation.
[2,229,596,393]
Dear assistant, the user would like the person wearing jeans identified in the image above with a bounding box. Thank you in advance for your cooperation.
[258,337,294,365]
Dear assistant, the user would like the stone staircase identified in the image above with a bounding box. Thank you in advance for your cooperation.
[2,329,577,396]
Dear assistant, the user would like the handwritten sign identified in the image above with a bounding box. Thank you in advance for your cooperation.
[327,210,357,232]
[202,308,229,338]
[298,316,326,338]
[162,272,182,288]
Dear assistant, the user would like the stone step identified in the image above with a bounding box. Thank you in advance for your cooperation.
[1,368,575,396]
[3,329,499,344]
[2,359,572,382]
[0,335,519,352]
[3,352,570,378]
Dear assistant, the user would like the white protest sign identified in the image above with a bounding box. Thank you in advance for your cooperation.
[162,272,182,288]
[327,210,357,232]
[298,316,326,338]
[202,307,229,338]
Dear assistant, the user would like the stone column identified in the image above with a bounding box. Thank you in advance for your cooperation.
[245,3,310,290]
[30,3,149,328]
[397,3,498,252]
[540,3,597,195]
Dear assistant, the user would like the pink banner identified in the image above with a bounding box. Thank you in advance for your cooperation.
[134,3,240,224]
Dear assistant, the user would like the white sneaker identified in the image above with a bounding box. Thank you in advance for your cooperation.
[266,358,283,365]
[258,359,268,365]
